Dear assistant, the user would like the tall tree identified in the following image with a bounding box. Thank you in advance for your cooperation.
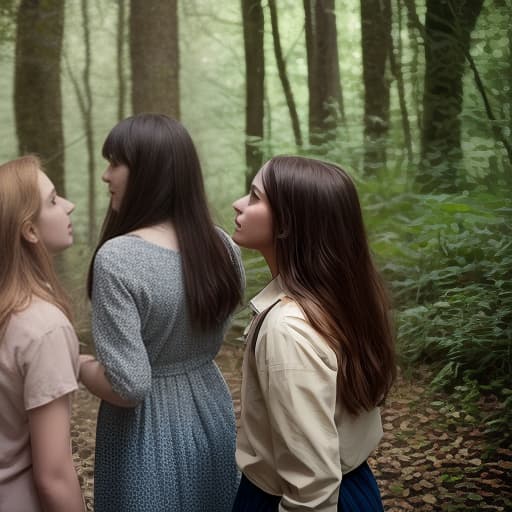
[391,0,413,167]
[403,0,423,135]
[304,0,344,147]
[15,0,65,193]
[417,0,484,192]
[130,0,179,118]
[81,0,95,244]
[268,0,303,149]
[117,0,126,121]
[241,0,265,190]
[65,0,96,244]
[360,0,392,172]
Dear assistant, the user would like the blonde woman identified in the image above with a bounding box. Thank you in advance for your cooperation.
[0,156,84,512]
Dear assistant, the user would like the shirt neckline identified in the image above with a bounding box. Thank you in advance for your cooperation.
[249,276,287,314]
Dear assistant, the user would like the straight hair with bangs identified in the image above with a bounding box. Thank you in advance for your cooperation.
[262,155,396,414]
[87,114,242,330]
[0,156,72,338]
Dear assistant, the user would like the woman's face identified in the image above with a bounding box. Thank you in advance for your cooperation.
[34,170,75,254]
[232,167,274,254]
[102,161,130,212]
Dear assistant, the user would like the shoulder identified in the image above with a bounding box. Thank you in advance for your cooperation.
[4,299,78,367]
[7,298,72,340]
[94,236,140,274]
[215,226,245,279]
[96,235,136,258]
[215,227,241,257]
[257,299,337,370]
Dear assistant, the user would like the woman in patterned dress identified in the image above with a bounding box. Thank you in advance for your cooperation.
[79,114,244,512]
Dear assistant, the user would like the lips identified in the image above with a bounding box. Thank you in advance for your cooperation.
[235,218,242,229]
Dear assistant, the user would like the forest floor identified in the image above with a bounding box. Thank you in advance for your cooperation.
[71,343,512,512]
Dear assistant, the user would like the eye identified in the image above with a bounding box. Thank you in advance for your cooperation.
[51,196,57,205]
[249,189,259,202]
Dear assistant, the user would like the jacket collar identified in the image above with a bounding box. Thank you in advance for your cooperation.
[249,275,287,315]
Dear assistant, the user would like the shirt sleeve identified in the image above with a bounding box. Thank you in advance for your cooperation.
[22,324,79,410]
[257,316,341,512]
[92,247,152,403]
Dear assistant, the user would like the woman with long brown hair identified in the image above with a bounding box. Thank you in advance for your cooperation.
[231,156,396,511]
[79,113,244,512]
[0,156,83,512]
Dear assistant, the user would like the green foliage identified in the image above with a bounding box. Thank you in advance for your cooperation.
[370,189,512,445]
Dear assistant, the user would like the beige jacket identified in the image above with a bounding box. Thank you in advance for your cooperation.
[236,277,383,512]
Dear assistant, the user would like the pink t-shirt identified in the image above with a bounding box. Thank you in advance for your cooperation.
[0,298,79,512]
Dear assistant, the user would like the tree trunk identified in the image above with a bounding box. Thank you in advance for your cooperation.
[304,0,344,147]
[403,0,423,135]
[130,0,179,118]
[268,0,303,148]
[391,0,413,167]
[417,0,484,192]
[241,0,265,190]
[117,0,126,121]
[15,0,65,193]
[360,0,392,173]
[81,0,96,245]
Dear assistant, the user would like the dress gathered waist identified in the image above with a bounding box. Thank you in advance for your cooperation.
[151,355,213,377]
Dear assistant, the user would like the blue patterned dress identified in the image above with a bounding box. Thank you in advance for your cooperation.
[91,233,243,512]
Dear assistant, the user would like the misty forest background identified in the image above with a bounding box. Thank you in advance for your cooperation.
[0,0,510,447]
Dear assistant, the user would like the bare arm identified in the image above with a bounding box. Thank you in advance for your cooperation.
[79,354,137,407]
[28,395,84,512]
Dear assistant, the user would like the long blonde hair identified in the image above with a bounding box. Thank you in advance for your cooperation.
[0,156,72,338]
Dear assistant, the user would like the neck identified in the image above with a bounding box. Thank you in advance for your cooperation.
[261,248,278,278]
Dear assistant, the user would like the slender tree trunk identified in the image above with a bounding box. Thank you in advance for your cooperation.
[403,0,423,136]
[241,0,265,190]
[360,0,392,173]
[15,0,65,193]
[304,0,344,147]
[130,0,179,118]
[81,0,96,244]
[268,0,303,148]
[391,0,413,166]
[117,0,126,121]
[417,0,484,192]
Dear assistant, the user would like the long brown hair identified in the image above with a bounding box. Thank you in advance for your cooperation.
[87,114,242,330]
[0,156,72,338]
[262,156,396,414]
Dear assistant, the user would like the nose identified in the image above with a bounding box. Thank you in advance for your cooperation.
[232,194,248,214]
[62,198,75,215]
[102,167,110,183]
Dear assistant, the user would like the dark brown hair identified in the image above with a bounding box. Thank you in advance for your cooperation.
[262,155,396,414]
[87,114,242,330]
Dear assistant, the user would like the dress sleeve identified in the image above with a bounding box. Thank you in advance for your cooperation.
[258,317,341,512]
[92,247,152,403]
[22,324,79,410]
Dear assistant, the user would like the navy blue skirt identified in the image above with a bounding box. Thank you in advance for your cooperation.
[231,461,384,511]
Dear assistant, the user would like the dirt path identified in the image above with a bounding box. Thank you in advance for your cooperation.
[71,344,512,511]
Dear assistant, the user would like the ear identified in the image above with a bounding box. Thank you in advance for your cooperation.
[21,222,39,244]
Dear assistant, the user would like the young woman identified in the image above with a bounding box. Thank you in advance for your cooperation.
[0,156,84,512]
[231,156,396,511]
[79,113,245,512]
